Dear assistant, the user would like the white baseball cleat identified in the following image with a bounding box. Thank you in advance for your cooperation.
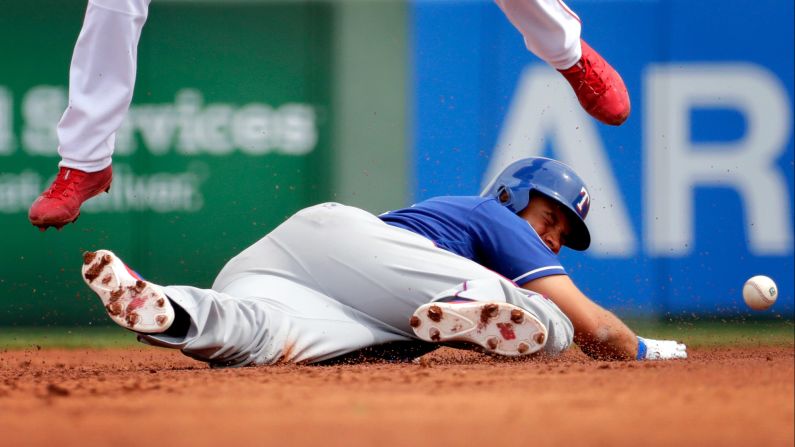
[409,301,548,357]
[81,249,174,333]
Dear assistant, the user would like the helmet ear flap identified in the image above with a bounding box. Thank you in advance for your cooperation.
[496,186,512,205]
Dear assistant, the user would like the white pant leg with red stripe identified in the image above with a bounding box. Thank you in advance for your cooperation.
[57,0,150,172]
[495,0,583,69]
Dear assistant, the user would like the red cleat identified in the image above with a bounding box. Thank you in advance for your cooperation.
[558,39,630,126]
[28,165,113,230]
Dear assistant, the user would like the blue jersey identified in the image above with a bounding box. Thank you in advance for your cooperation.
[380,196,566,285]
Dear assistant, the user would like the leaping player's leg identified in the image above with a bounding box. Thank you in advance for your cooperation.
[81,249,410,367]
[495,0,583,70]
[29,0,150,230]
[494,0,630,125]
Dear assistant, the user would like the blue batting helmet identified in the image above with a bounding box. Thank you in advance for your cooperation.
[480,157,592,251]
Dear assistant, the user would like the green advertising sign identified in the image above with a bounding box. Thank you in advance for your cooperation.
[0,1,333,325]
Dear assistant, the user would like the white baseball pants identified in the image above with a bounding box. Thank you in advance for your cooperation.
[140,203,573,366]
[57,0,150,172]
[495,0,583,69]
[57,0,580,170]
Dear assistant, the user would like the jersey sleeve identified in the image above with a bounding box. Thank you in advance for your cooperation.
[468,200,566,285]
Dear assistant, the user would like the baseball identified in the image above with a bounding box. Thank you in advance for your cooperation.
[742,275,778,311]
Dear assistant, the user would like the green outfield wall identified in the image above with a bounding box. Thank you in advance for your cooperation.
[0,0,408,325]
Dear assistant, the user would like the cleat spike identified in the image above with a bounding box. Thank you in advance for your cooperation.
[106,302,123,316]
[83,251,97,265]
[427,305,443,322]
[109,288,124,301]
[84,254,112,283]
[126,312,140,327]
[409,315,421,328]
[510,309,524,324]
[487,337,499,350]
[429,327,441,342]
[480,303,499,323]
[129,280,146,294]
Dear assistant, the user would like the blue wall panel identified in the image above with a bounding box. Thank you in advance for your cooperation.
[411,0,794,317]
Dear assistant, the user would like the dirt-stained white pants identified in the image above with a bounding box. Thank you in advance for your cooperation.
[141,203,573,366]
[58,0,581,171]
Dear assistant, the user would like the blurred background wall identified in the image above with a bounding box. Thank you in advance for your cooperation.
[0,0,791,325]
[410,0,794,317]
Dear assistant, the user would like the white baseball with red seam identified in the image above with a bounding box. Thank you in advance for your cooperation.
[742,275,778,311]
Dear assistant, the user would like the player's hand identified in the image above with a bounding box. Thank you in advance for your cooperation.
[637,336,687,360]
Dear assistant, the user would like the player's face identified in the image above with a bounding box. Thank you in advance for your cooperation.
[520,195,572,254]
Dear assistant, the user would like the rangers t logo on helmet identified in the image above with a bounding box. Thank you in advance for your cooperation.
[575,186,590,218]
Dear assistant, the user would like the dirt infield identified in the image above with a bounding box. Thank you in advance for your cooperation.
[1,345,793,447]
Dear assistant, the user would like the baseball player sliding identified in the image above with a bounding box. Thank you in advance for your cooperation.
[81,158,685,366]
[29,0,629,231]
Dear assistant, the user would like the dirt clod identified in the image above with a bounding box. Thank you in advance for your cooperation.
[46,383,70,397]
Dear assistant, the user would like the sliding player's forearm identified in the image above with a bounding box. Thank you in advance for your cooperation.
[574,308,638,360]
